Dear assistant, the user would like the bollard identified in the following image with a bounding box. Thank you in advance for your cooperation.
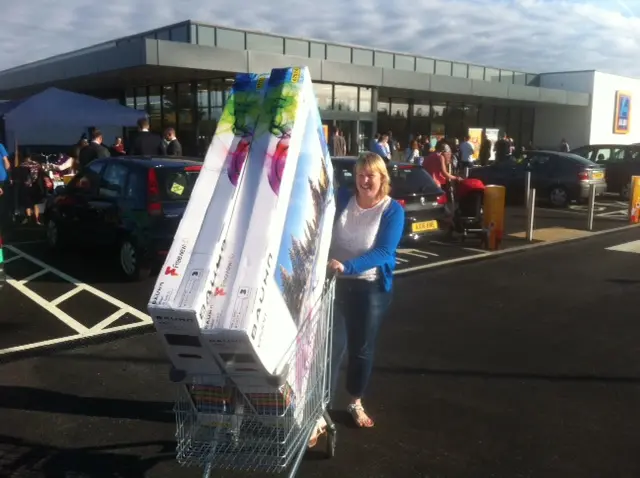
[524,170,532,208]
[587,183,596,231]
[628,176,640,224]
[483,185,506,250]
[526,188,536,242]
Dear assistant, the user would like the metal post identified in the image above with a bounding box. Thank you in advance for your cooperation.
[463,167,470,178]
[526,188,536,242]
[587,183,596,231]
[524,171,531,208]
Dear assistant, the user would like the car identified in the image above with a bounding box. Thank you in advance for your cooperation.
[44,156,202,280]
[570,143,640,199]
[331,157,446,241]
[468,151,606,207]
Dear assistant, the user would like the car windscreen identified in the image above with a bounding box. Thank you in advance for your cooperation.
[155,167,200,201]
[563,153,600,167]
[335,163,441,195]
[389,165,442,195]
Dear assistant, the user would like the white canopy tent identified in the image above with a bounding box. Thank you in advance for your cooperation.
[3,87,146,153]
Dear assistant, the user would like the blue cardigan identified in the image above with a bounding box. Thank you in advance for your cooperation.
[334,187,405,291]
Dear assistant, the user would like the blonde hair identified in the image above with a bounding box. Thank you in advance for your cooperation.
[354,152,391,199]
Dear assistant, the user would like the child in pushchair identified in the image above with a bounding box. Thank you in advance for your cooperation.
[447,177,487,245]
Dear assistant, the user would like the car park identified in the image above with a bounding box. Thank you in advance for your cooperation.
[570,143,640,199]
[44,156,202,281]
[468,151,606,207]
[332,157,446,241]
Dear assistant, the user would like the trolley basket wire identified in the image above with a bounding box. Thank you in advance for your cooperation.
[172,276,337,477]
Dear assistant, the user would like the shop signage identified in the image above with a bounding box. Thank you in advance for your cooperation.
[614,91,632,134]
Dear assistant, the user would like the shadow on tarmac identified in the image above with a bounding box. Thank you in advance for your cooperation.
[0,435,176,478]
[0,386,174,423]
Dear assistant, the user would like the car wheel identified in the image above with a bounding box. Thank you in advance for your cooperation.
[46,218,65,250]
[118,237,150,281]
[620,183,630,201]
[548,186,569,208]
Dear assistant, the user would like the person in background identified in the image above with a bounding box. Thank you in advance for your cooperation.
[458,135,475,171]
[373,133,391,163]
[164,128,183,156]
[406,140,420,163]
[78,129,110,171]
[370,133,380,152]
[479,131,492,166]
[0,142,10,224]
[559,138,570,152]
[15,153,45,225]
[308,152,404,447]
[112,136,126,155]
[493,133,511,162]
[332,128,347,157]
[131,118,166,156]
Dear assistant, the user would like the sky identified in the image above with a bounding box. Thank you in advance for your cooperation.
[1,0,640,76]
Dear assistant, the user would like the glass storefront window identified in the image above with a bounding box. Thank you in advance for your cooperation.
[359,87,372,112]
[521,107,534,147]
[507,107,521,144]
[494,106,509,136]
[445,103,465,139]
[125,88,135,109]
[358,120,373,153]
[376,97,391,136]
[134,86,147,111]
[462,104,479,132]
[431,103,447,139]
[177,83,193,126]
[334,85,358,111]
[412,102,431,139]
[389,100,409,148]
[209,81,225,108]
[162,84,176,127]
[313,83,333,110]
[196,82,209,111]
[478,104,495,129]
[148,86,162,132]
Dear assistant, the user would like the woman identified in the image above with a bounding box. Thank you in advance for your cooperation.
[309,152,404,445]
[405,140,420,164]
[15,154,45,225]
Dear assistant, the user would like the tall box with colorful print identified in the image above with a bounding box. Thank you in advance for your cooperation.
[147,73,268,375]
[202,67,335,384]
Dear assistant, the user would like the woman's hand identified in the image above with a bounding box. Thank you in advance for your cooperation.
[328,259,345,274]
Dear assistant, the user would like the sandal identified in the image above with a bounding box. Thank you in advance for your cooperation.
[347,403,375,428]
[307,417,327,448]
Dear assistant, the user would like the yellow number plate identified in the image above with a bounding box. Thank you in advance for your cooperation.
[592,171,604,180]
[412,220,439,233]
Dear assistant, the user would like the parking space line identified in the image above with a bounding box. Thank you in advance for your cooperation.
[50,285,85,306]
[0,321,154,356]
[3,256,20,265]
[396,256,409,263]
[397,248,439,258]
[4,276,90,334]
[91,310,129,332]
[18,269,51,285]
[6,245,152,325]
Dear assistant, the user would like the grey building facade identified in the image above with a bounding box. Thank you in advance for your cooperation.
[0,20,590,156]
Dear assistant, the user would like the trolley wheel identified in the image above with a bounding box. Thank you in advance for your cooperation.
[325,427,337,458]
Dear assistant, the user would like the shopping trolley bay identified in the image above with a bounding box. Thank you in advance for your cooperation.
[2,228,640,477]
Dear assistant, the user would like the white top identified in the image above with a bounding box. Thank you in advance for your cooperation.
[330,195,391,281]
[459,141,475,163]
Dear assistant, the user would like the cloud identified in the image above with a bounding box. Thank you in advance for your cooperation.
[0,0,639,79]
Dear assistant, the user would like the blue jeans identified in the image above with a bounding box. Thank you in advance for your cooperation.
[330,278,392,402]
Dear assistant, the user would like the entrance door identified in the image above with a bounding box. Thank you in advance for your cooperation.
[334,120,358,156]
[358,121,373,154]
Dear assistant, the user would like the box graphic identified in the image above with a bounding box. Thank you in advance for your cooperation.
[210,67,314,376]
[148,73,268,374]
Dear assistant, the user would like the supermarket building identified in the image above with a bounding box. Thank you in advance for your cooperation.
[0,20,636,156]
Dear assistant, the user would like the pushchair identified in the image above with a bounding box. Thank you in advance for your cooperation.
[447,178,488,246]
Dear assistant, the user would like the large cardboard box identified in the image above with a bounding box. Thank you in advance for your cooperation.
[148,73,268,374]
[202,67,336,385]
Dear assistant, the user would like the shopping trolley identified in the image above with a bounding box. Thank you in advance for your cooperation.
[171,276,337,478]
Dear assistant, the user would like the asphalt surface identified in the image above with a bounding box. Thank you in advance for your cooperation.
[2,227,640,477]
